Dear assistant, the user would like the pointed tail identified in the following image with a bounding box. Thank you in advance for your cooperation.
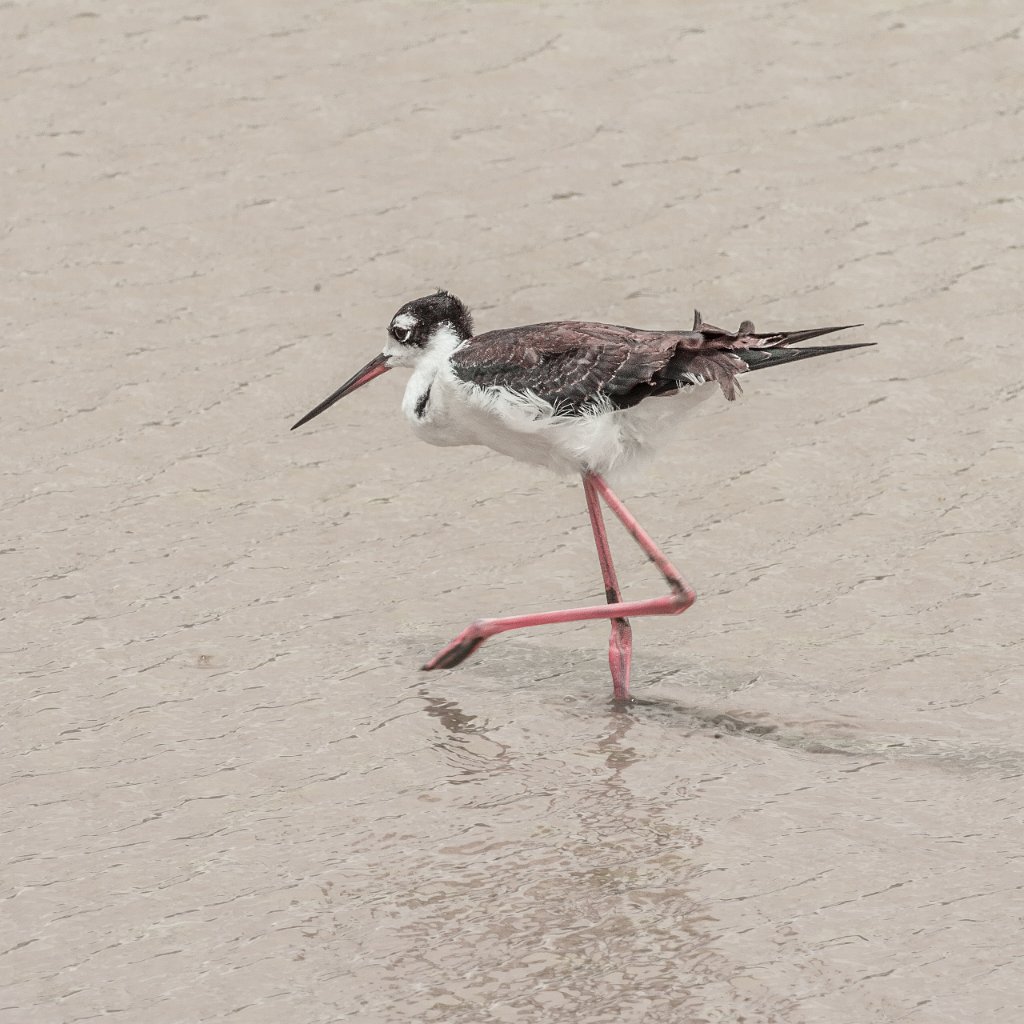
[678,311,873,396]
[737,340,874,373]
[689,310,872,371]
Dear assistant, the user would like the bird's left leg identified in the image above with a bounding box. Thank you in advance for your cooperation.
[583,473,632,701]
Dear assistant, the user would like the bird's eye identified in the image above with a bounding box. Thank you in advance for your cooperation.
[391,325,411,343]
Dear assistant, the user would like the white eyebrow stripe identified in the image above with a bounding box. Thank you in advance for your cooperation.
[393,313,417,330]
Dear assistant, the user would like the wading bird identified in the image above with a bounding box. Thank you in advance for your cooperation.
[293,291,868,701]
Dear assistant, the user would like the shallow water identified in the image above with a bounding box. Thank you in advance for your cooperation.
[4,1,1023,1021]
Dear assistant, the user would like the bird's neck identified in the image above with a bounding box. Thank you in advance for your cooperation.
[401,325,465,423]
[411,325,465,379]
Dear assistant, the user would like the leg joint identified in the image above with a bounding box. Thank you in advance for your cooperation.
[667,580,696,612]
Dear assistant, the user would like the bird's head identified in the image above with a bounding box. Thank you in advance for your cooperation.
[383,289,474,367]
[291,290,473,430]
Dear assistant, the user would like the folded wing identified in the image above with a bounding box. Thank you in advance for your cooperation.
[450,314,867,413]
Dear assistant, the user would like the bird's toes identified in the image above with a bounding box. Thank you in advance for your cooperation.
[422,632,486,671]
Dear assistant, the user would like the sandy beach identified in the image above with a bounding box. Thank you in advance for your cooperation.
[4,2,1023,1021]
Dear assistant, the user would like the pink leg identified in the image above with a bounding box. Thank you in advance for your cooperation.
[422,472,696,700]
[583,475,632,701]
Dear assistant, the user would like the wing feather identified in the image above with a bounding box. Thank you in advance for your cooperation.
[449,316,861,413]
[450,322,680,413]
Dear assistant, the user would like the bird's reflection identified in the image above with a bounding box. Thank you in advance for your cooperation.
[395,671,748,1016]
[418,691,481,736]
[415,687,512,783]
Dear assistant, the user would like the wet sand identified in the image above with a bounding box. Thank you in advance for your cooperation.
[4,1,1023,1021]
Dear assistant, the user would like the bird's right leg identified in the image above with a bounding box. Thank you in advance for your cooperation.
[422,473,695,701]
[583,473,632,701]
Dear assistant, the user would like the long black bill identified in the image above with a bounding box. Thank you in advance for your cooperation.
[291,352,391,430]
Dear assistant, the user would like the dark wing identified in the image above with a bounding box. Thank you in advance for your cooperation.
[451,315,867,414]
[450,322,680,414]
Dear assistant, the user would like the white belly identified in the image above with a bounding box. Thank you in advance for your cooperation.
[401,362,716,477]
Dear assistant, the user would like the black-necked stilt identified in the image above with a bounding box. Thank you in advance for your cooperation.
[293,290,869,701]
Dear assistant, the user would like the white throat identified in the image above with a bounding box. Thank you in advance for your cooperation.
[399,324,466,426]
